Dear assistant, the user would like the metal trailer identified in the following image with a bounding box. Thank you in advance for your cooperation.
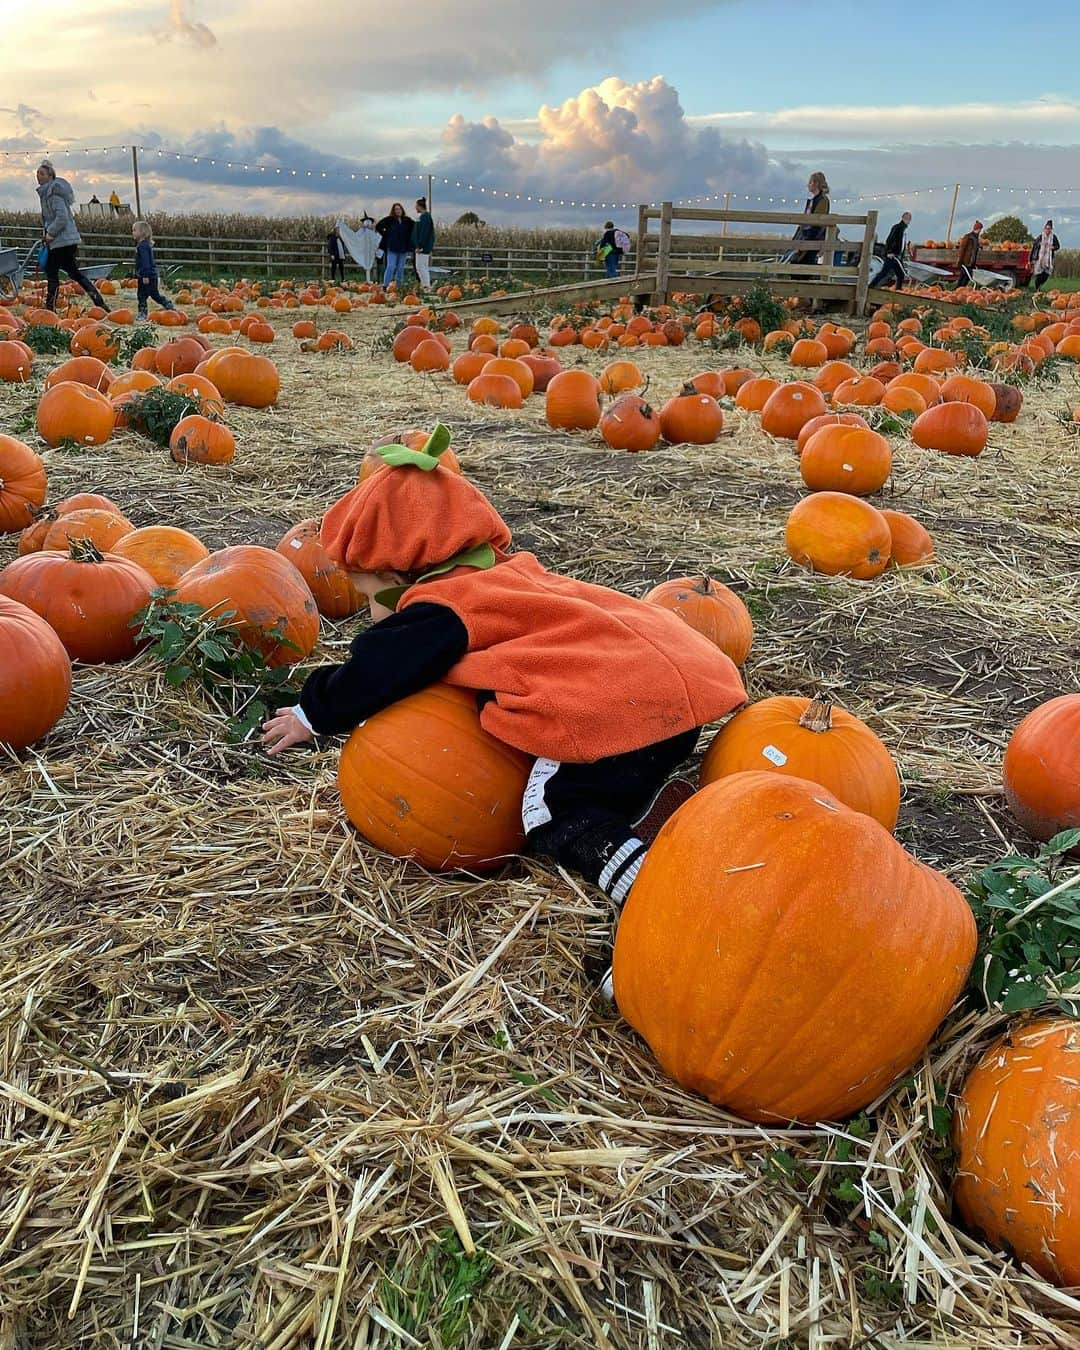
[909,244,1033,290]
[0,243,116,301]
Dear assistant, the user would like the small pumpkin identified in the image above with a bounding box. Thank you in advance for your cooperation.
[337,682,531,871]
[1002,694,1080,848]
[0,435,48,534]
[41,507,134,553]
[643,575,753,665]
[600,395,661,452]
[880,509,935,567]
[659,385,724,445]
[467,373,523,409]
[785,492,891,579]
[207,351,280,408]
[0,339,32,383]
[0,538,155,663]
[169,415,237,466]
[599,360,643,396]
[276,519,366,619]
[988,382,1022,424]
[700,695,900,828]
[481,357,534,398]
[612,772,975,1122]
[0,593,72,749]
[111,526,210,588]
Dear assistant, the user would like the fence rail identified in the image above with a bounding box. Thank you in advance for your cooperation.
[0,222,838,284]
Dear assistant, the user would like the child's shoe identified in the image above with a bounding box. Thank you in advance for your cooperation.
[137,311,148,321]
[632,777,696,846]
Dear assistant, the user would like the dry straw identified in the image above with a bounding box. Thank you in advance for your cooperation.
[1,298,1079,1347]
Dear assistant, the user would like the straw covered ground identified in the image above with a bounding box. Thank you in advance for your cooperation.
[1,297,1079,1349]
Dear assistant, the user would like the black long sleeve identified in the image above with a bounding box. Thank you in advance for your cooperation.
[298,602,470,735]
[884,221,907,255]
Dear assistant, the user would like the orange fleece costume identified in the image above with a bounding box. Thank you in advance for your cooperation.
[321,459,746,763]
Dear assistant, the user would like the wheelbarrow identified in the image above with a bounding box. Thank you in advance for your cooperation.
[0,243,116,301]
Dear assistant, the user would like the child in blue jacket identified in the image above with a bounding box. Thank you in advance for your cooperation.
[131,220,176,320]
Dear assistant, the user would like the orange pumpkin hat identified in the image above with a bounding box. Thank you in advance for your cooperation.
[321,428,511,575]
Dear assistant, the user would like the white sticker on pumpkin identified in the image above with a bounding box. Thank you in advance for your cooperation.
[842,463,854,472]
[762,744,788,766]
[290,538,303,549]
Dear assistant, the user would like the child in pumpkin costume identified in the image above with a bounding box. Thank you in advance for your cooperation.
[262,434,746,904]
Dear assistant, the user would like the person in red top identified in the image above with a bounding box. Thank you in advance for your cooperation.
[263,431,747,906]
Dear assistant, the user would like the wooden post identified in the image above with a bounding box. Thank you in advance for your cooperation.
[654,200,672,304]
[131,145,142,218]
[853,209,878,315]
[821,225,837,283]
[718,192,731,262]
[633,203,647,281]
[945,184,960,245]
[427,174,433,211]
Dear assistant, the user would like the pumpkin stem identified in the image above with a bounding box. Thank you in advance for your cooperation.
[798,697,834,733]
[68,536,105,564]
[693,575,713,595]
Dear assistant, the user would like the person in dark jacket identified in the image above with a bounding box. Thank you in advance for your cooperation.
[791,172,830,266]
[412,197,435,290]
[35,160,109,312]
[870,212,912,290]
[955,221,983,288]
[375,203,413,290]
[326,226,345,283]
[597,221,628,278]
[1030,220,1061,291]
[132,220,175,320]
[261,435,747,922]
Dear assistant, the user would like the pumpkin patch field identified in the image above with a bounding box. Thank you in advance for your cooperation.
[1,278,1079,1348]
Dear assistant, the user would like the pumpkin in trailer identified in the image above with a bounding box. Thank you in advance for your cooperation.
[643,575,753,665]
[954,1020,1080,1286]
[785,492,892,579]
[911,402,988,457]
[658,385,724,445]
[799,424,892,496]
[337,682,532,871]
[599,395,661,453]
[545,369,602,430]
[0,594,72,750]
[0,436,47,534]
[276,519,366,619]
[36,381,116,447]
[700,695,900,829]
[0,539,156,664]
[1002,694,1080,849]
[111,526,211,588]
[173,545,319,667]
[880,510,935,567]
[612,771,976,1122]
[169,415,237,466]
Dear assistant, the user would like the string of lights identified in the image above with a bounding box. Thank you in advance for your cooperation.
[2,142,1077,211]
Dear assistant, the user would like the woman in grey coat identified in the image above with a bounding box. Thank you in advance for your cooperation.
[36,160,109,312]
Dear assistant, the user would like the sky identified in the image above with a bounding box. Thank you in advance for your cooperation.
[1,0,1079,239]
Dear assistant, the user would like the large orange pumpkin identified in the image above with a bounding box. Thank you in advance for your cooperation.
[337,682,531,871]
[954,1020,1080,1285]
[785,493,891,579]
[173,545,318,667]
[795,412,869,455]
[467,373,523,409]
[207,352,280,408]
[44,356,114,393]
[760,382,828,439]
[600,395,661,452]
[799,425,892,496]
[0,340,32,383]
[0,593,72,749]
[36,382,116,447]
[642,575,753,665]
[276,519,366,619]
[111,526,210,588]
[612,772,976,1122]
[880,509,935,567]
[0,540,155,663]
[700,695,900,829]
[658,386,724,444]
[0,435,47,534]
[41,507,133,553]
[911,402,988,457]
[1002,694,1080,847]
[545,370,602,431]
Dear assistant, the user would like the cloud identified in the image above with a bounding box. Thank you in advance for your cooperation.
[0,103,47,135]
[158,0,217,49]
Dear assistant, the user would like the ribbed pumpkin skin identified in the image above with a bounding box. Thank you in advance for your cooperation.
[1002,694,1080,848]
[276,519,365,619]
[954,1020,1080,1285]
[112,526,210,588]
[700,696,900,829]
[174,545,318,667]
[643,575,753,665]
[0,435,47,534]
[337,683,531,871]
[0,548,156,663]
[0,594,72,748]
[612,772,975,1123]
[785,492,891,579]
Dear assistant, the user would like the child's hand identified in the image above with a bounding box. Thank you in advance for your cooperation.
[261,708,315,755]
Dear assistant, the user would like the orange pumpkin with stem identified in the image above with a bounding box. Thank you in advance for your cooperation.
[0,435,47,534]
[785,492,891,579]
[1002,694,1080,847]
[659,385,724,444]
[643,575,753,664]
[600,395,661,452]
[599,360,644,396]
[612,771,975,1122]
[45,356,114,393]
[41,508,133,553]
[700,695,900,828]
[337,682,531,871]
[0,593,72,749]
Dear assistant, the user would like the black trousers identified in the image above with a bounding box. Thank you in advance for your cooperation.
[137,275,172,314]
[523,728,700,903]
[955,265,975,288]
[1033,271,1051,291]
[44,245,106,311]
[870,256,906,289]
[329,257,345,281]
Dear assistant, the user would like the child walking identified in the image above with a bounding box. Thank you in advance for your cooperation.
[262,437,747,916]
[132,220,176,320]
